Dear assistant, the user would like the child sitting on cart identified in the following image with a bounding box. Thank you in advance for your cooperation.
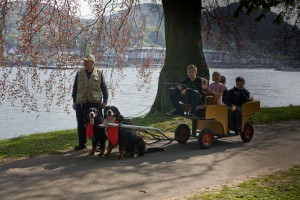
[168,64,203,116]
[209,71,225,105]
[201,78,212,93]
[220,75,228,103]
[224,76,250,135]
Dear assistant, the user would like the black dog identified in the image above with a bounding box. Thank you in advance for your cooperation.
[86,108,106,157]
[103,106,146,159]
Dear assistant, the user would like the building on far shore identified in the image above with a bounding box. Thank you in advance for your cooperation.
[203,50,230,65]
[5,46,293,68]
[126,47,165,66]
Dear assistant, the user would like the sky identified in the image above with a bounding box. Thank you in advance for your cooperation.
[78,0,239,18]
[78,0,297,25]
[78,0,92,18]
[78,0,158,18]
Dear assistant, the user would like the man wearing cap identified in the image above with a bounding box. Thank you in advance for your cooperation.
[72,54,108,150]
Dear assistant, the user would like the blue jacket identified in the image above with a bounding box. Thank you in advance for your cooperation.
[225,86,250,106]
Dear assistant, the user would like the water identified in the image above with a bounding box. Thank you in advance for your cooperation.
[0,67,300,140]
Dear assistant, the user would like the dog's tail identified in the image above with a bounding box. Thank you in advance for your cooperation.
[136,137,146,156]
[146,147,165,153]
[135,136,165,156]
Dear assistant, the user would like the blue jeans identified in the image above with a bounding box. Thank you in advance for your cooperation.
[228,106,242,130]
[75,102,103,146]
[169,87,202,114]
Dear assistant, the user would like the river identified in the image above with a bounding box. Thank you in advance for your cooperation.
[0,67,300,140]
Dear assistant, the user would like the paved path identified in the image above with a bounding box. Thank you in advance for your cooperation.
[1,120,300,200]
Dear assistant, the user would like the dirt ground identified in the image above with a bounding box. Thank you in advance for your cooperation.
[1,120,300,200]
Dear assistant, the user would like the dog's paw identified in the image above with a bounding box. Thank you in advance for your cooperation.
[104,154,110,158]
[117,155,124,160]
[88,151,95,156]
[98,152,104,157]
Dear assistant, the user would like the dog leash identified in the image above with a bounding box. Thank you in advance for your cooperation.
[126,105,152,118]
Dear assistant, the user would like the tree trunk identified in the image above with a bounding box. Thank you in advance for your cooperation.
[0,2,7,68]
[150,0,209,113]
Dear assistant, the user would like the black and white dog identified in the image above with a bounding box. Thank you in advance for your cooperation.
[103,106,146,159]
[86,108,106,157]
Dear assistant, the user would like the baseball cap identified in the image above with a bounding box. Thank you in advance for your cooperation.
[83,54,95,63]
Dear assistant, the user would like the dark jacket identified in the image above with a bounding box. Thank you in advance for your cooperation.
[225,86,250,106]
[222,86,228,103]
[181,76,203,94]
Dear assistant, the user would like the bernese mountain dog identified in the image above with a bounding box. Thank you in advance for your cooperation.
[103,106,146,159]
[86,108,106,157]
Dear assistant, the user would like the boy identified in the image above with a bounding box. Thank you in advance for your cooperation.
[169,64,203,116]
[224,76,250,135]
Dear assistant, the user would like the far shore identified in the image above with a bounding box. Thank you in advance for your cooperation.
[2,62,300,71]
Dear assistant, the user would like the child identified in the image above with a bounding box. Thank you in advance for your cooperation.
[201,78,212,93]
[220,75,228,102]
[169,64,203,116]
[224,76,250,135]
[209,71,225,105]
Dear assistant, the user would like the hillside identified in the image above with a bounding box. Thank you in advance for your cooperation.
[202,3,299,61]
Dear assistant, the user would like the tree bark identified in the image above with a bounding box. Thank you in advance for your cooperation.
[0,1,7,67]
[150,0,209,113]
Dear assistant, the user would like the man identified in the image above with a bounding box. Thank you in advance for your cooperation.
[72,54,108,150]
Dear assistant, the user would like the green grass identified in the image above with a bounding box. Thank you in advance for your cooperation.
[0,105,299,161]
[249,105,300,124]
[189,166,300,200]
[0,129,79,160]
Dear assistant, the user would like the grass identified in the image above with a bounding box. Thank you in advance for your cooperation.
[249,105,300,124]
[189,166,300,200]
[0,105,299,161]
[0,129,79,160]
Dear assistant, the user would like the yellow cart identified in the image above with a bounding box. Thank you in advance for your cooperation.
[174,101,260,149]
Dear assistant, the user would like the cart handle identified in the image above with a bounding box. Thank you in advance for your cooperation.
[98,123,171,140]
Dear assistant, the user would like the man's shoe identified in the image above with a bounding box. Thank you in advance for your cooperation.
[74,145,87,151]
[187,111,197,117]
[190,113,196,117]
[235,130,241,135]
[168,109,182,115]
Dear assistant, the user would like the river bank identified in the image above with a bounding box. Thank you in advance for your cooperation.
[1,105,300,161]
[1,68,300,140]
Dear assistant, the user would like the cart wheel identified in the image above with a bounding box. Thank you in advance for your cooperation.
[198,129,214,149]
[241,123,254,142]
[175,124,191,144]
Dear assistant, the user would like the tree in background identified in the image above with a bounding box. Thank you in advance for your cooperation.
[234,0,299,53]
[151,0,209,113]
[0,0,298,113]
